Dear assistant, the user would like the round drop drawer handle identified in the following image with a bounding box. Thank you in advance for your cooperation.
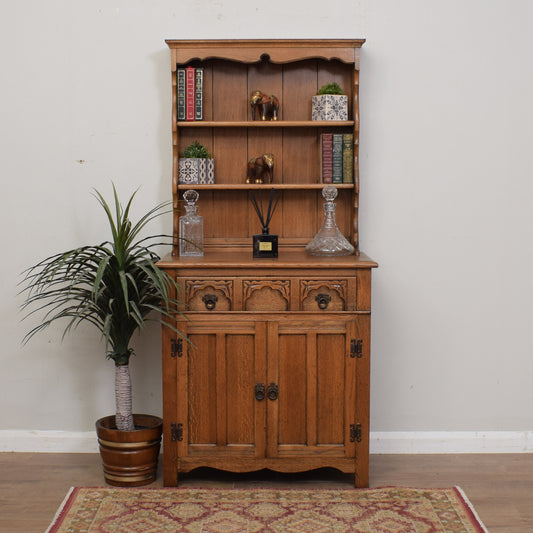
[254,383,266,401]
[315,293,332,310]
[202,293,218,310]
[267,383,279,401]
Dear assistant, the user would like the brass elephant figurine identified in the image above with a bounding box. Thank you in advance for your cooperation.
[250,91,279,121]
[246,153,274,184]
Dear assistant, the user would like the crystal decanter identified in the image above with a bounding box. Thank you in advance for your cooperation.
[305,185,355,256]
[179,189,204,257]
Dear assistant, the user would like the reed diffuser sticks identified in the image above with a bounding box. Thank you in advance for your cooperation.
[249,188,280,234]
[249,188,280,258]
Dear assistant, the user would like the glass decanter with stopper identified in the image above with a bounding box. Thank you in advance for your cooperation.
[305,185,355,256]
[179,189,204,257]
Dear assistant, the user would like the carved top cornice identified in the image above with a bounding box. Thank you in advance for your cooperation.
[166,39,364,70]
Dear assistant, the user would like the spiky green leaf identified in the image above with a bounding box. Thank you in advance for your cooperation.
[20,185,184,367]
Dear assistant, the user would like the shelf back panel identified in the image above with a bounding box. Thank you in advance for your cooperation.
[171,45,359,253]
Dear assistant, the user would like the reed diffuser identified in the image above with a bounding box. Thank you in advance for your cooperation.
[249,188,280,258]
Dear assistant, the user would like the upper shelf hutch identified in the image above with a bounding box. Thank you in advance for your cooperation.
[166,38,365,254]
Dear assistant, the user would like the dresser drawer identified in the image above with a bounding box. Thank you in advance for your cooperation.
[243,279,291,311]
[184,279,233,311]
[300,279,354,311]
[181,276,356,312]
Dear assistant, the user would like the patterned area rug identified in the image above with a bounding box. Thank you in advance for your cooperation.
[46,486,488,532]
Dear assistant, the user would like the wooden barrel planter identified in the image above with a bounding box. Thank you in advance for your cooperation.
[96,414,163,487]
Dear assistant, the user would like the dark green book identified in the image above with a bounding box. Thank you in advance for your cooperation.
[177,68,186,121]
[332,133,343,184]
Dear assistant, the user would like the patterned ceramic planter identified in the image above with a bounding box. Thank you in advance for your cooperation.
[178,158,215,184]
[311,94,348,121]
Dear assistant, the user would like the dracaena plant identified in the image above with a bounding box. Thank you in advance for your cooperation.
[20,185,183,431]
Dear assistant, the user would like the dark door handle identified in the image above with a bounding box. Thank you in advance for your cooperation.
[255,383,265,401]
[267,382,279,401]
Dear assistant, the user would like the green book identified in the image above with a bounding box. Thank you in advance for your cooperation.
[177,68,186,121]
[342,133,354,183]
[332,134,343,184]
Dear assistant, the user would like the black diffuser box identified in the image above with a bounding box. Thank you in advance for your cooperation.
[253,233,278,258]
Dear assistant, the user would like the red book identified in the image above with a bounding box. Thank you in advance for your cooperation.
[185,67,195,121]
[320,133,333,183]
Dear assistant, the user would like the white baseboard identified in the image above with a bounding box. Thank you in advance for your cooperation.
[0,430,99,453]
[370,431,533,454]
[1,430,532,454]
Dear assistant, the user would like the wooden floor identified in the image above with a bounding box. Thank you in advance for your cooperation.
[1,453,532,532]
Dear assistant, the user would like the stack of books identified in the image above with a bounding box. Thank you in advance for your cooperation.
[319,133,354,184]
[177,66,203,121]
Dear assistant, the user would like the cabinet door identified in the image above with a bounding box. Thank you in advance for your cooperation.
[176,320,267,459]
[266,318,367,460]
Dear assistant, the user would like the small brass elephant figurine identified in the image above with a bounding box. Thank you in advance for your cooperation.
[250,91,279,121]
[246,153,274,184]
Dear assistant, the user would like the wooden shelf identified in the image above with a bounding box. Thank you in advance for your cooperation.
[177,183,354,190]
[178,120,355,128]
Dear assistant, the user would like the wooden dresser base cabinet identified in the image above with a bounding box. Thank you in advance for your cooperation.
[159,252,377,487]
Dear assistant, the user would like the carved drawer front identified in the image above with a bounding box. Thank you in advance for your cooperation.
[300,280,350,311]
[184,279,233,311]
[243,280,290,311]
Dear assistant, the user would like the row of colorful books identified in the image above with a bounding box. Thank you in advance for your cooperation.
[320,133,354,184]
[177,67,203,121]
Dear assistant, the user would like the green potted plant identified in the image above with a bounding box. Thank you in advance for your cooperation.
[20,185,183,486]
[178,140,215,184]
[312,82,348,121]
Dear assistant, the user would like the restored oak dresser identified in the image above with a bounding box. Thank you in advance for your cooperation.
[158,39,377,487]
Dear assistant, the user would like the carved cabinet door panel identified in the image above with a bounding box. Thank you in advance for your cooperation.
[175,320,267,460]
[265,318,365,460]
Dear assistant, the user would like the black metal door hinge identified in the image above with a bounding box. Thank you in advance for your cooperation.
[350,423,362,443]
[350,339,363,358]
[171,422,183,442]
[171,338,183,358]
